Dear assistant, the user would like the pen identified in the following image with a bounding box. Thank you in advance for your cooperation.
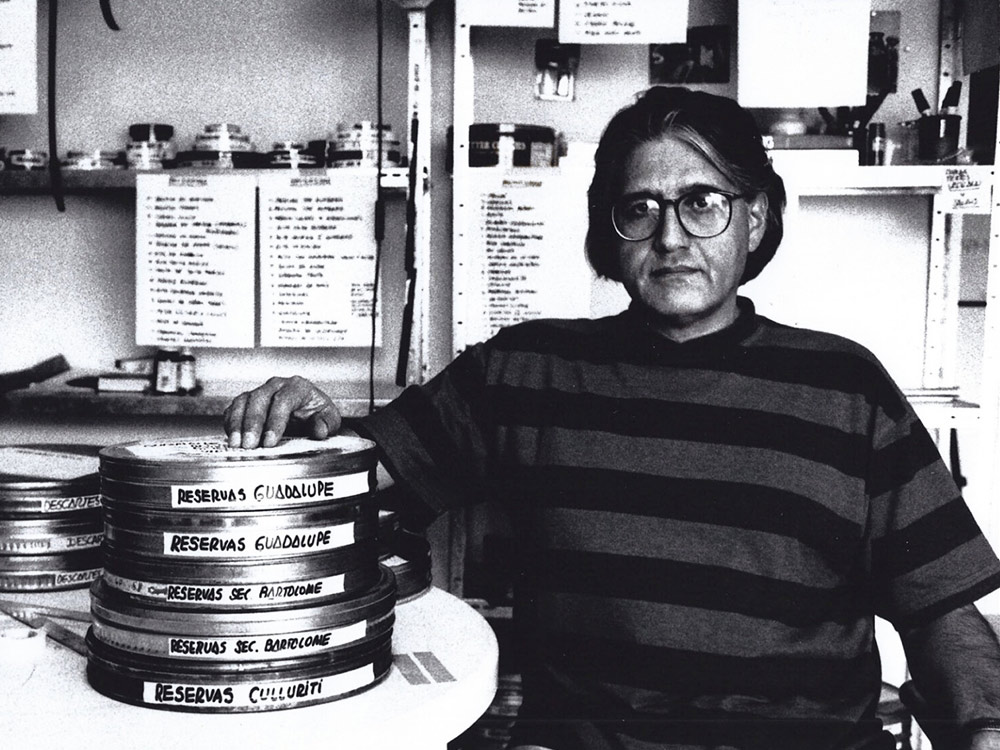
[941,81,962,115]
[911,88,932,117]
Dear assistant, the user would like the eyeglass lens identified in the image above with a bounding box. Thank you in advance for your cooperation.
[613,191,733,240]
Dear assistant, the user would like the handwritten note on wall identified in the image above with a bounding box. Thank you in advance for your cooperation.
[135,174,256,347]
[559,0,687,44]
[468,171,592,343]
[945,167,993,214]
[0,0,37,113]
[459,0,555,27]
[737,0,869,107]
[259,172,379,347]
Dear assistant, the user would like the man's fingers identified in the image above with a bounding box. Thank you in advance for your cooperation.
[223,377,340,449]
[307,409,341,440]
[223,392,249,448]
[238,378,289,448]
[260,380,306,448]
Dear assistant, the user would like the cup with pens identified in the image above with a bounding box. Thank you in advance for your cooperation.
[911,83,963,164]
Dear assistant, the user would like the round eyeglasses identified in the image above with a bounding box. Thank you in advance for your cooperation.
[611,189,746,241]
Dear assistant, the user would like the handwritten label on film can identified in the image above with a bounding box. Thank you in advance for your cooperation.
[162,523,355,558]
[141,666,376,709]
[170,472,369,510]
[42,494,102,513]
[103,571,348,604]
[163,622,368,660]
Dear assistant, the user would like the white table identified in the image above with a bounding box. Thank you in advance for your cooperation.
[0,586,498,750]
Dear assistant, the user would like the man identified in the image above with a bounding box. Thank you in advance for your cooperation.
[224,87,1000,749]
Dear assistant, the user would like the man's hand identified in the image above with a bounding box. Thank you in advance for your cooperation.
[223,376,341,449]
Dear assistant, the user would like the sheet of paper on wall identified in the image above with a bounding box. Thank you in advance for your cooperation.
[944,167,993,214]
[0,0,38,114]
[258,171,380,348]
[559,0,687,45]
[467,171,591,344]
[737,0,869,107]
[962,0,999,74]
[135,173,256,348]
[458,0,555,28]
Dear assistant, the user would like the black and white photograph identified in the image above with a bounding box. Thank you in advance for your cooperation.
[1,1,1000,749]
[649,25,731,85]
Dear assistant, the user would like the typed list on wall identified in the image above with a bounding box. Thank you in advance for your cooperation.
[258,172,380,347]
[468,171,592,343]
[135,173,257,347]
[558,0,687,44]
[0,0,37,113]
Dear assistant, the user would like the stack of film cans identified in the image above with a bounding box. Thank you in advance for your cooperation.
[377,508,432,601]
[329,121,401,168]
[60,149,126,171]
[268,141,320,169]
[87,435,396,713]
[4,149,49,171]
[0,444,104,592]
[126,123,175,170]
[176,123,267,169]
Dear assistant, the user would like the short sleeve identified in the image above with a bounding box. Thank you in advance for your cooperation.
[866,390,1000,629]
[356,343,494,521]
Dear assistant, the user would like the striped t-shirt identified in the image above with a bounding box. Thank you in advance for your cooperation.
[359,297,1000,750]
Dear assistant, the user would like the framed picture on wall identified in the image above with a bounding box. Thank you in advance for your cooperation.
[649,25,731,85]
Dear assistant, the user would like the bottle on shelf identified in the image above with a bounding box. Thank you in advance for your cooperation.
[176,348,197,395]
[866,122,887,166]
[153,347,180,394]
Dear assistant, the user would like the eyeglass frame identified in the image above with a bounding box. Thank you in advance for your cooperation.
[610,188,749,242]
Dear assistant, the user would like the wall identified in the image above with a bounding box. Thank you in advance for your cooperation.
[0,0,460,594]
[0,0,951,403]
[463,0,945,393]
[1,0,994,607]
[0,0,424,388]
[454,0,1000,623]
[470,0,941,142]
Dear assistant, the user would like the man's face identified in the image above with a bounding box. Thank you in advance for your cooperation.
[614,135,768,341]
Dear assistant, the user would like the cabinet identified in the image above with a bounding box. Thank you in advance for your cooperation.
[444,0,1000,615]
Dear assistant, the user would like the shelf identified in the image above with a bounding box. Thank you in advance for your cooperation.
[2,370,400,420]
[0,166,412,195]
[773,163,995,197]
[911,397,982,430]
[449,162,994,200]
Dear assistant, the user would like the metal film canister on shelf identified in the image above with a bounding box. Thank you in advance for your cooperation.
[0,444,102,517]
[60,150,124,170]
[379,530,432,601]
[89,568,395,662]
[0,444,104,592]
[376,507,432,600]
[85,628,394,713]
[101,502,376,561]
[99,435,375,510]
[0,550,102,592]
[5,149,48,170]
[128,123,175,142]
[0,516,103,555]
[99,546,381,610]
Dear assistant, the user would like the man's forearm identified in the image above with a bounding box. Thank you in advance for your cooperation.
[900,603,1000,746]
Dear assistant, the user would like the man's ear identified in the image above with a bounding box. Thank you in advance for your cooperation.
[747,192,769,253]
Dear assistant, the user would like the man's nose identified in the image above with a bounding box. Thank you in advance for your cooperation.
[652,208,688,253]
